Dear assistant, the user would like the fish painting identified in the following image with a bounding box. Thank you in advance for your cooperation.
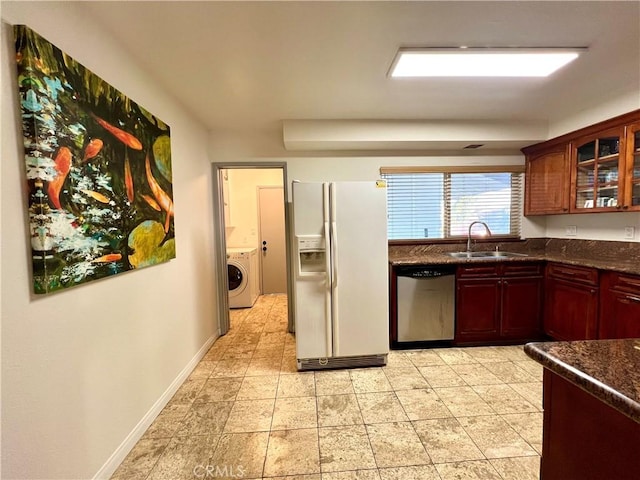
[14,24,174,294]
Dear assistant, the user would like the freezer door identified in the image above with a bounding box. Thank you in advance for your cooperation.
[330,181,389,357]
[292,182,332,359]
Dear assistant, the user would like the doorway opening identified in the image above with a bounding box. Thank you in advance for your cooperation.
[211,163,292,337]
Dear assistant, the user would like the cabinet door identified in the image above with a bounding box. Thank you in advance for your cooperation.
[599,290,640,339]
[501,276,543,339]
[571,127,625,212]
[544,278,598,340]
[456,278,500,342]
[622,122,640,211]
[524,144,570,215]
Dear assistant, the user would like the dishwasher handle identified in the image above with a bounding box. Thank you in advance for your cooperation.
[396,265,456,279]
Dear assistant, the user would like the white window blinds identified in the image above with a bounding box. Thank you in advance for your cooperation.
[381,167,523,241]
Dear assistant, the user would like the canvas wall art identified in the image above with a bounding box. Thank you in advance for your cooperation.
[14,25,175,294]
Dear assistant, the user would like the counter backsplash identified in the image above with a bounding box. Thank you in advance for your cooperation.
[388,238,640,262]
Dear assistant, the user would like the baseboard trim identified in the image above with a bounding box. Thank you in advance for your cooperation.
[93,334,218,479]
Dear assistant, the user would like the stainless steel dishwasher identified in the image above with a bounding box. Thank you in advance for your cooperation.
[396,265,456,344]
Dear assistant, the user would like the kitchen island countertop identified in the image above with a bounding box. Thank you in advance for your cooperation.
[524,339,640,423]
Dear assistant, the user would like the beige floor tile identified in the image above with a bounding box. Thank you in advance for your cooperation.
[277,372,316,397]
[471,384,538,415]
[315,370,354,395]
[167,377,206,406]
[490,456,541,480]
[458,415,538,459]
[281,356,299,373]
[349,368,393,393]
[378,465,440,480]
[433,386,495,417]
[318,425,376,472]
[502,412,544,454]
[434,347,478,365]
[385,351,414,367]
[500,345,530,362]
[356,392,409,424]
[223,399,275,433]
[413,417,484,464]
[266,474,321,480]
[246,356,283,376]
[222,343,256,359]
[146,434,219,480]
[383,367,430,390]
[435,459,502,480]
[175,401,233,436]
[395,388,452,421]
[272,396,318,430]
[404,350,446,367]
[264,428,320,476]
[317,394,364,427]
[509,382,543,411]
[211,359,250,378]
[366,422,431,468]
[253,344,285,358]
[110,437,171,480]
[514,360,544,381]
[483,361,538,384]
[188,360,218,380]
[464,346,511,364]
[451,363,503,386]
[236,375,279,400]
[209,432,269,479]
[195,377,243,403]
[142,403,191,439]
[418,365,466,388]
[321,470,381,480]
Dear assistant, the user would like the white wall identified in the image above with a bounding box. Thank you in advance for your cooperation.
[1,3,218,479]
[226,169,283,249]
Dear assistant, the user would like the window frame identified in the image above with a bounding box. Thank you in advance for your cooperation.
[380,165,524,245]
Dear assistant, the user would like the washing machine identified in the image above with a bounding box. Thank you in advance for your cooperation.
[227,247,259,308]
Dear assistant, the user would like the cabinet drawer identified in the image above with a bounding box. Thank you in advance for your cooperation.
[503,263,543,277]
[607,272,640,294]
[457,264,500,278]
[547,263,598,286]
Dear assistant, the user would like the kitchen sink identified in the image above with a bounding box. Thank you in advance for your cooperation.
[446,251,529,259]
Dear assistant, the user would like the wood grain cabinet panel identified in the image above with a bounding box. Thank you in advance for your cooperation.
[599,271,640,339]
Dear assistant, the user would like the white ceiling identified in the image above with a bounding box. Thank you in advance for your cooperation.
[84,1,640,150]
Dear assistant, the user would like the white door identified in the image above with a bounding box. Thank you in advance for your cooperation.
[258,186,287,294]
[331,181,389,357]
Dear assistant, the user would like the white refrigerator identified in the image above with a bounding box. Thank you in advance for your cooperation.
[292,181,389,370]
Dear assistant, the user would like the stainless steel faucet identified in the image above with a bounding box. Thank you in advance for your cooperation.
[467,221,492,252]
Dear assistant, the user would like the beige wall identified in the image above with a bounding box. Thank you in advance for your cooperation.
[1,3,218,479]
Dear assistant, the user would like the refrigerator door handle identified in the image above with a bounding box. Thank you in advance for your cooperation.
[323,183,333,358]
[330,183,340,356]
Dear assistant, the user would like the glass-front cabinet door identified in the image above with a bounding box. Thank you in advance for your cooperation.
[624,123,640,210]
[572,127,624,212]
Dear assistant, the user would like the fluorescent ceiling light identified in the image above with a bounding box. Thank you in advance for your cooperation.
[390,48,584,77]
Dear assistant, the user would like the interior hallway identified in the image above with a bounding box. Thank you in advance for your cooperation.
[111,294,543,479]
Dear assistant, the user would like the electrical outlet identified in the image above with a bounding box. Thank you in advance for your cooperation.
[624,226,635,240]
[566,225,577,236]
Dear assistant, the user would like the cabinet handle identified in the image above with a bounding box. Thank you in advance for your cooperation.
[590,289,596,294]
[503,280,508,285]
[625,295,640,303]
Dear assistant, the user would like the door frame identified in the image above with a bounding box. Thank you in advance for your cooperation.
[211,162,293,335]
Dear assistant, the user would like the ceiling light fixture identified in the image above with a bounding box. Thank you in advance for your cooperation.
[390,47,585,77]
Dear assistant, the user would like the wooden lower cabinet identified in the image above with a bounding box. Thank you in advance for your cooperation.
[544,263,599,340]
[456,263,543,344]
[599,271,640,339]
[540,370,639,480]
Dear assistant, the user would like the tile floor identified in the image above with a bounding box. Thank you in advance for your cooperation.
[111,294,543,480]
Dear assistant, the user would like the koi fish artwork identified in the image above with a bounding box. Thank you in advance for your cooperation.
[14,24,174,295]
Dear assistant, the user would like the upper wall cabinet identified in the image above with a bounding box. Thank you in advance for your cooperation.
[523,110,640,216]
[570,126,625,212]
[524,143,570,215]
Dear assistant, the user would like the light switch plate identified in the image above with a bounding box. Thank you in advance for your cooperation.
[624,226,635,239]
[566,225,577,236]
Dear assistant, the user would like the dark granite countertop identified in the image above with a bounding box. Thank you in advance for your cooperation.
[524,339,640,423]
[388,251,640,276]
